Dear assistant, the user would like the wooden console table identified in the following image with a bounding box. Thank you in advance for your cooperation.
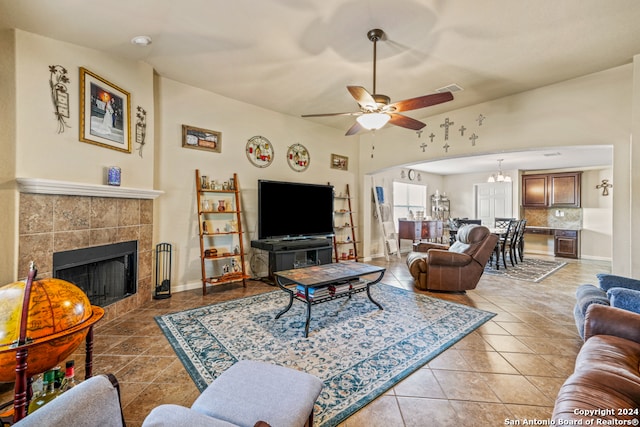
[398,219,444,244]
[273,262,385,337]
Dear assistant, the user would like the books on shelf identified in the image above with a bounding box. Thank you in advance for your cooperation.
[295,279,366,301]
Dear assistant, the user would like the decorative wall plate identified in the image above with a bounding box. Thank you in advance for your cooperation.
[246,135,274,168]
[286,143,310,172]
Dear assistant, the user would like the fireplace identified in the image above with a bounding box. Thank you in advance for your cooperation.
[17,180,160,319]
[53,240,138,307]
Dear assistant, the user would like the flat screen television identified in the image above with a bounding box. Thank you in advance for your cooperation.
[258,180,334,240]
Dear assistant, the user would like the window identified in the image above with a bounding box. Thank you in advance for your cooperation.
[392,181,427,228]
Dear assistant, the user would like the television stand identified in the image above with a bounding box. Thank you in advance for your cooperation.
[251,238,333,278]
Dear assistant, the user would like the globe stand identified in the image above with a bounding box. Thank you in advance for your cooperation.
[0,263,105,423]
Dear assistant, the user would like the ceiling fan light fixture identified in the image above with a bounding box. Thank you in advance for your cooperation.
[131,35,152,46]
[357,113,391,130]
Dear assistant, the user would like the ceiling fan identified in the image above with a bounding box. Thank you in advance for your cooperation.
[302,28,454,136]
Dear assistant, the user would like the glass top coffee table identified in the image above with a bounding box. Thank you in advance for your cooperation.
[273,261,386,337]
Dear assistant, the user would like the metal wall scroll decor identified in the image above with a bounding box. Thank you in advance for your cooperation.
[596,179,612,196]
[246,135,274,168]
[135,106,147,157]
[49,65,71,133]
[287,143,310,172]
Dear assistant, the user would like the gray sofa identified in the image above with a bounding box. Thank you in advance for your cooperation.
[574,273,640,339]
[14,360,323,427]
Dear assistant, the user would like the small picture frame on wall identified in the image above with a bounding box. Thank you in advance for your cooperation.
[182,124,222,153]
[79,67,131,153]
[331,154,349,171]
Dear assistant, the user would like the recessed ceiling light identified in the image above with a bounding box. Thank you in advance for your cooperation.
[131,36,152,46]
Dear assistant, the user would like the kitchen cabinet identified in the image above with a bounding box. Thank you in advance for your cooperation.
[522,175,548,207]
[522,172,581,207]
[554,229,579,258]
[549,173,581,207]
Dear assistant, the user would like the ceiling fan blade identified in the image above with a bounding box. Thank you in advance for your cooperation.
[389,92,454,113]
[347,86,377,109]
[388,114,426,131]
[301,112,359,118]
[345,121,364,136]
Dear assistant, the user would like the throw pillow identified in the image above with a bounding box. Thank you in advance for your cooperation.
[449,241,470,253]
[456,224,480,244]
[607,287,640,313]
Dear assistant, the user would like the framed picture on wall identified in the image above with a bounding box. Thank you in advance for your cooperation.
[79,67,131,153]
[182,124,222,153]
[331,153,349,171]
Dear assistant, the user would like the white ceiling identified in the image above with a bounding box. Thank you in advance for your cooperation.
[0,0,635,173]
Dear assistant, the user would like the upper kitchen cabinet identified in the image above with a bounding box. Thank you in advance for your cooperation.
[522,172,581,207]
[522,174,548,207]
[549,172,581,207]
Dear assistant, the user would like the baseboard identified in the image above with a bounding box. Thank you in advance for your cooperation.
[578,254,612,262]
[171,280,203,293]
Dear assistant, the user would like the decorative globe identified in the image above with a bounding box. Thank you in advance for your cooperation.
[0,277,104,383]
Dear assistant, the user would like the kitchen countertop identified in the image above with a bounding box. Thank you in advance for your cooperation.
[525,225,583,231]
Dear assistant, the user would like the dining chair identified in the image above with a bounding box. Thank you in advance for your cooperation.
[494,217,514,229]
[504,219,523,267]
[515,219,527,262]
[496,220,517,269]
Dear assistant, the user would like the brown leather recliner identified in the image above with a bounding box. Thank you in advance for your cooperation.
[406,225,498,292]
[552,304,640,424]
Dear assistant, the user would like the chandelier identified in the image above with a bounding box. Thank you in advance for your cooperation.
[487,159,511,183]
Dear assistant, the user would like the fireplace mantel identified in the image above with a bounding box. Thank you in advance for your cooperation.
[16,178,163,199]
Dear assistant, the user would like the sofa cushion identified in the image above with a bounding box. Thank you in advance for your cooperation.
[575,284,609,318]
[143,405,239,427]
[192,360,322,427]
[554,335,640,423]
[575,335,640,381]
[574,284,609,339]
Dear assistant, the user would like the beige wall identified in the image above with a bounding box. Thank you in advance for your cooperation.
[3,28,638,285]
[14,30,156,187]
[154,77,358,291]
[0,29,17,284]
[359,65,633,274]
[3,29,359,289]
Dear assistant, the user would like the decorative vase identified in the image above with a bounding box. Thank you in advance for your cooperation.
[217,200,226,212]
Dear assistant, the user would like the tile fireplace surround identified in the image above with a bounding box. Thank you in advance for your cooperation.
[16,178,162,322]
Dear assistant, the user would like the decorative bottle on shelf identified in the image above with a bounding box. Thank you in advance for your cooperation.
[28,370,59,414]
[60,360,77,393]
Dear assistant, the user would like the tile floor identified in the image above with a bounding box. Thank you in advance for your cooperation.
[1,254,610,426]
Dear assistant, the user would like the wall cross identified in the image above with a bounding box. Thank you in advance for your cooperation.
[440,117,454,140]
[596,179,613,196]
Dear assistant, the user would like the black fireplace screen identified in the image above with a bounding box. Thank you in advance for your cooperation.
[53,240,137,307]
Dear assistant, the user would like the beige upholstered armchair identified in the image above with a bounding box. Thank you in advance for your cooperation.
[406,225,498,292]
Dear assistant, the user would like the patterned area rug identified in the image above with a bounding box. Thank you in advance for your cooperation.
[156,283,495,427]
[485,256,567,282]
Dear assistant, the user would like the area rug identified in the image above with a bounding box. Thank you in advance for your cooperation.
[155,283,495,427]
[484,256,567,282]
